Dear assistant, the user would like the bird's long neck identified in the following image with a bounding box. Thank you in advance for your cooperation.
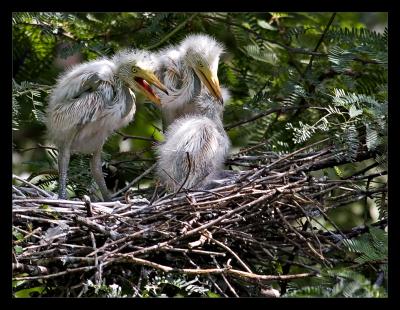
[192,69,201,98]
[191,92,225,133]
[161,61,199,108]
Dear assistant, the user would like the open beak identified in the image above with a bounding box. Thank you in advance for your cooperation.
[134,70,168,105]
[194,66,223,104]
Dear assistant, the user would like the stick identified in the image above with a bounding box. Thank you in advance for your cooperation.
[111,254,316,282]
[111,163,156,198]
[13,174,52,197]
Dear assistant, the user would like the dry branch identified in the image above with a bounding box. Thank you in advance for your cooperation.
[12,141,387,297]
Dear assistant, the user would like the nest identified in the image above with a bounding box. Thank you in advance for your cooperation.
[12,140,387,297]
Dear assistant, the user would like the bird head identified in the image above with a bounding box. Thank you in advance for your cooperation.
[113,49,168,105]
[179,34,224,104]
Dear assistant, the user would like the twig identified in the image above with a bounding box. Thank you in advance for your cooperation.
[130,192,277,257]
[111,254,316,282]
[13,174,53,197]
[13,198,84,206]
[146,13,199,50]
[83,195,93,217]
[17,144,58,153]
[208,276,229,297]
[111,163,157,198]
[86,227,153,257]
[12,139,386,296]
[74,216,121,240]
[303,12,337,77]
[90,232,101,286]
[13,266,97,281]
[225,105,308,131]
[344,162,380,179]
[116,131,157,142]
[238,138,330,183]
[212,257,239,297]
[12,263,49,275]
[208,235,253,274]
[13,226,42,243]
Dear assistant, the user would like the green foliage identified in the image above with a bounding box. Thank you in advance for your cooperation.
[243,44,278,65]
[14,286,46,298]
[12,80,51,128]
[142,274,210,297]
[286,268,386,298]
[71,274,211,298]
[285,226,388,298]
[12,274,46,298]
[342,226,387,268]
[374,192,387,220]
[79,280,128,298]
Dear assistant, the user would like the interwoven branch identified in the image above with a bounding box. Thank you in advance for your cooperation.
[12,141,386,297]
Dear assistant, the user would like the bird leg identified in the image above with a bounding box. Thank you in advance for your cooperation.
[57,129,81,199]
[57,146,71,199]
[90,147,111,201]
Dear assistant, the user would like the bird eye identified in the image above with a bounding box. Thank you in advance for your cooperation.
[132,67,137,73]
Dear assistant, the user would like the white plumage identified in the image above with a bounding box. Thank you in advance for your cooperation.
[156,93,230,192]
[47,59,134,154]
[155,34,224,128]
[46,49,167,201]
[154,34,232,192]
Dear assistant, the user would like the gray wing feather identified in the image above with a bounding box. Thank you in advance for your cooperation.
[156,115,230,191]
[47,62,117,134]
[70,73,102,99]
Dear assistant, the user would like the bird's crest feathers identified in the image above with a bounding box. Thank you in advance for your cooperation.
[112,48,159,71]
[179,34,224,63]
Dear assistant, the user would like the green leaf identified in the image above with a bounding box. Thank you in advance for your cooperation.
[365,124,379,151]
[207,291,220,298]
[14,286,45,298]
[14,245,24,254]
[86,13,102,23]
[13,229,24,241]
[257,20,277,31]
[333,166,344,178]
[13,278,27,288]
[348,105,363,118]
[243,44,277,64]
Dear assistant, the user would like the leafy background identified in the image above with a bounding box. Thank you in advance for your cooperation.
[12,12,388,297]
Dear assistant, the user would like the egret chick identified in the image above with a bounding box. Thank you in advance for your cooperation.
[155,34,224,128]
[46,49,167,201]
[156,92,230,192]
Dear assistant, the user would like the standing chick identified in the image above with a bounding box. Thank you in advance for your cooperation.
[46,49,167,201]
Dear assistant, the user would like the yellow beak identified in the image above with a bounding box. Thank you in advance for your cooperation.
[194,66,223,104]
[141,70,169,95]
[134,70,168,105]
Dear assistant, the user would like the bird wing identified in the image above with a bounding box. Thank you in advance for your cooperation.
[52,59,116,102]
[70,73,104,99]
[47,63,120,132]
[157,116,229,190]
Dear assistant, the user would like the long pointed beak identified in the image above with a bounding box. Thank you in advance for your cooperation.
[141,70,169,95]
[194,67,223,104]
[134,70,168,106]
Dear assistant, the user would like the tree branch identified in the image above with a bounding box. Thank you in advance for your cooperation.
[111,254,316,282]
